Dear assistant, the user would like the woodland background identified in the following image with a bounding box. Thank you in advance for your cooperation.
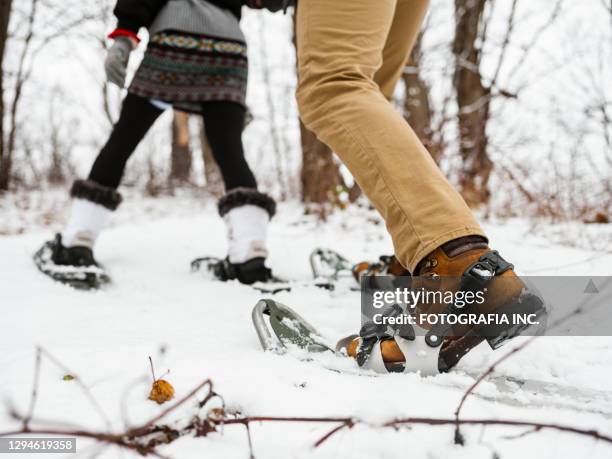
[1,4,612,457]
[0,0,611,222]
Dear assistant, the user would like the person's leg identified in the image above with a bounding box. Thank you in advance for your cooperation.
[374,0,430,101]
[63,94,164,248]
[34,94,164,286]
[200,101,275,284]
[297,0,545,373]
[200,101,257,191]
[296,0,486,273]
[88,93,164,188]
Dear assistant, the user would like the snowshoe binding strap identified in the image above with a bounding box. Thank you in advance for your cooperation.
[425,250,514,348]
[337,330,440,376]
[252,299,332,353]
[338,304,440,375]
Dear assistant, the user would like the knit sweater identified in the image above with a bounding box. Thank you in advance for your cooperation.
[113,0,290,34]
[149,0,244,41]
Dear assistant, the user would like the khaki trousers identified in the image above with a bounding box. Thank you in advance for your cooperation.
[296,0,487,273]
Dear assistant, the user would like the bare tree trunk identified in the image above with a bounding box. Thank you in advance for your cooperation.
[292,11,345,210]
[200,120,224,197]
[453,0,492,207]
[47,121,66,185]
[2,0,38,191]
[258,15,289,199]
[170,110,192,185]
[299,120,345,208]
[0,0,13,190]
[402,35,441,163]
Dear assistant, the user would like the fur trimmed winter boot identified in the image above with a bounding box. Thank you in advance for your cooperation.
[62,179,122,247]
[33,179,122,289]
[213,188,276,285]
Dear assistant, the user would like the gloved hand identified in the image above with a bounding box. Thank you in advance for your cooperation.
[105,37,134,88]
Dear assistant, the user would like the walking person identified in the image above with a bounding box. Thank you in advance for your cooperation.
[294,0,544,372]
[34,0,285,289]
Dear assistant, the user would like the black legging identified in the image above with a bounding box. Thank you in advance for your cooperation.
[88,93,257,190]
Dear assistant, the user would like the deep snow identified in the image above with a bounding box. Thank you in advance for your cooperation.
[1,199,612,459]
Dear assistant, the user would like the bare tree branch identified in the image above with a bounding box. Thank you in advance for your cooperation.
[2,345,612,458]
[454,278,612,444]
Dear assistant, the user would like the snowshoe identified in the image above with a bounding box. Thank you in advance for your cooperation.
[250,299,604,414]
[252,298,438,374]
[191,256,274,285]
[33,234,110,290]
[251,298,434,375]
[252,282,547,377]
[309,248,354,281]
[310,248,410,291]
[191,256,334,293]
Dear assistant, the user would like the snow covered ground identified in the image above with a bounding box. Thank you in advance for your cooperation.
[1,197,612,458]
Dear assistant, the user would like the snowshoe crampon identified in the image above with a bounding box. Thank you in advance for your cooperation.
[33,235,110,290]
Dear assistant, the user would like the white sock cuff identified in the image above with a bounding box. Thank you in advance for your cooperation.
[224,205,270,264]
[62,199,111,248]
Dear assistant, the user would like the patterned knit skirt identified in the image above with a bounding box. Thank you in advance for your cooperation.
[129,30,248,114]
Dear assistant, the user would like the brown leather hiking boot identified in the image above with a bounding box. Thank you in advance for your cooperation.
[344,237,545,373]
[414,241,523,324]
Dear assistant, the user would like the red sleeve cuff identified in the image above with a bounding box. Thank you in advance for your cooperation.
[108,29,140,42]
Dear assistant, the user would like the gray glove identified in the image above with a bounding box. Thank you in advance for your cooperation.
[105,37,133,88]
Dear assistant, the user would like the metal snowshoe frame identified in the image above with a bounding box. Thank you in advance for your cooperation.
[252,299,333,353]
